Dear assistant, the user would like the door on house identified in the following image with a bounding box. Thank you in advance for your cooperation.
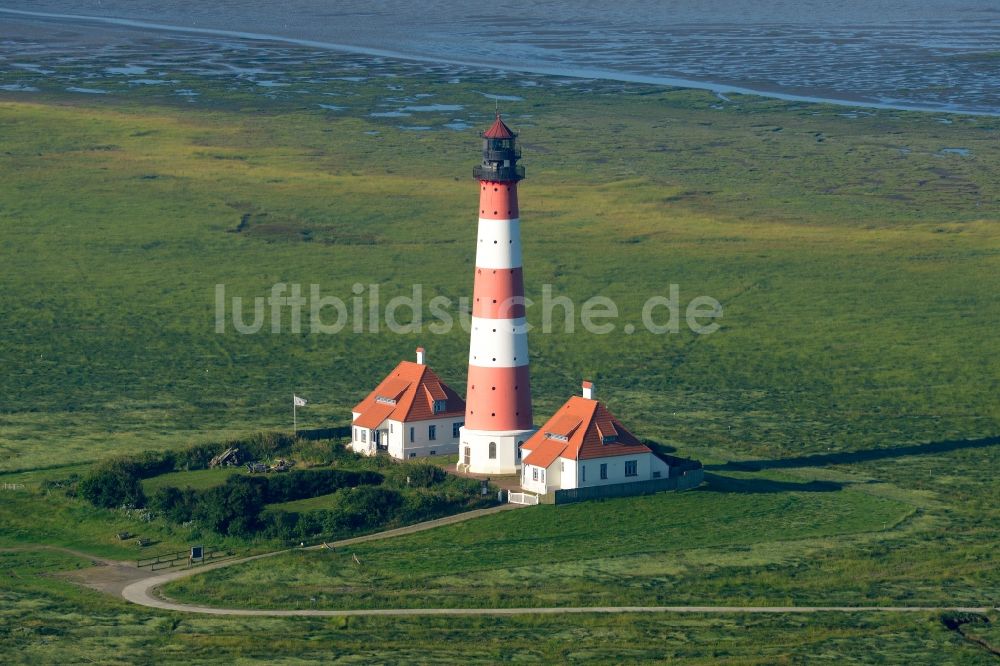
[464,447,470,466]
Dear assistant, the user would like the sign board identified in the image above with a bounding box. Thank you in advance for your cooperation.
[190,545,204,561]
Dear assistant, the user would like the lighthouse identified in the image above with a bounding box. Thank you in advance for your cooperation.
[459,113,535,474]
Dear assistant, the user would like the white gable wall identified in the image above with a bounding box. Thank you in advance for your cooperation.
[351,416,464,460]
[520,451,671,494]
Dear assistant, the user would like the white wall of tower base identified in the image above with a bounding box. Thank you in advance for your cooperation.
[459,426,536,475]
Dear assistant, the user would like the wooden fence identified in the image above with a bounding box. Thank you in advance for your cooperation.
[136,546,231,571]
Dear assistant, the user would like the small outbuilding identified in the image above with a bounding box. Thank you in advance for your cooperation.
[520,381,670,496]
[350,347,466,459]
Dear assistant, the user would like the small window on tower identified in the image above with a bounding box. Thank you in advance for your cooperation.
[489,442,497,459]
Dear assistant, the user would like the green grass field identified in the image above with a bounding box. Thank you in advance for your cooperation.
[1,34,998,663]
[3,550,995,666]
[142,467,243,493]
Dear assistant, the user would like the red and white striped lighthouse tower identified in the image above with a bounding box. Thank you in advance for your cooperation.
[459,113,535,474]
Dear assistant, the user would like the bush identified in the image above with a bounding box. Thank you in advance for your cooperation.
[263,469,383,504]
[148,486,198,523]
[332,486,404,530]
[386,463,447,488]
[78,458,147,508]
[289,438,354,466]
[241,432,295,461]
[193,476,267,536]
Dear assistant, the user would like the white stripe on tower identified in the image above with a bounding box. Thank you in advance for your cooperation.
[468,315,529,367]
[475,218,522,269]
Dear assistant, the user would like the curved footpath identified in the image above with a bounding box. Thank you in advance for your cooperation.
[121,505,993,617]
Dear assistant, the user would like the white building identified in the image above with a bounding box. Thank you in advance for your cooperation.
[349,347,466,459]
[520,381,670,496]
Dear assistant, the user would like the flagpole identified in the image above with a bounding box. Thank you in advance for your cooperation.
[293,393,297,435]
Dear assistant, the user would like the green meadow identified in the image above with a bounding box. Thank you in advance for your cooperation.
[2,550,995,666]
[1,41,998,662]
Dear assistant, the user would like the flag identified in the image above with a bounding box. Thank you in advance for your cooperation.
[293,395,307,407]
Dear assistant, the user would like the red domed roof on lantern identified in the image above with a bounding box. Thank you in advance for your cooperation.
[483,113,516,139]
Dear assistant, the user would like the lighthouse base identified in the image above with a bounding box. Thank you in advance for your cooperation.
[459,426,536,475]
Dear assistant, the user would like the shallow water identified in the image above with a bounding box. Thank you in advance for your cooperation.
[1,1,999,113]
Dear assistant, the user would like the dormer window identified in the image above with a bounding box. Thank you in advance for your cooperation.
[546,432,569,442]
[602,435,617,444]
[433,399,447,414]
[375,396,397,405]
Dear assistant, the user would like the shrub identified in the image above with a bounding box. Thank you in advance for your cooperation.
[332,486,404,530]
[192,476,267,536]
[148,486,197,523]
[78,458,147,508]
[241,432,295,461]
[263,469,383,504]
[387,463,447,488]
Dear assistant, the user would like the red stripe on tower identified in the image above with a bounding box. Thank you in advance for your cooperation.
[459,113,536,474]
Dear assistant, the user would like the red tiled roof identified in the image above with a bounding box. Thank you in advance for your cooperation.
[354,401,395,430]
[544,412,584,439]
[483,114,515,139]
[352,360,465,426]
[521,395,651,465]
[522,438,567,468]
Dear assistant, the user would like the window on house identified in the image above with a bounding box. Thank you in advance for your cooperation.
[428,425,437,441]
[516,440,523,461]
[453,422,463,438]
[361,430,367,443]
[353,427,357,440]
[409,427,415,443]
[409,452,416,458]
[653,471,661,478]
[532,467,538,481]
[625,460,638,477]
[389,423,393,433]
[489,441,496,459]
[600,463,608,480]
[581,465,586,483]
[540,469,545,483]
[560,461,564,472]
[430,450,436,456]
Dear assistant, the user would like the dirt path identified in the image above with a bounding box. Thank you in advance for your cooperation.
[110,503,995,618]
[2,544,155,597]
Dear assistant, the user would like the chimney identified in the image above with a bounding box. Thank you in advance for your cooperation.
[416,347,426,365]
[582,380,593,400]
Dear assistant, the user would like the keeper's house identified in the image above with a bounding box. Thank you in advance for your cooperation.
[350,348,466,459]
[520,381,670,496]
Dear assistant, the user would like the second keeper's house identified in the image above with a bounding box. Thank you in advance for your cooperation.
[350,347,466,459]
[519,381,670,495]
